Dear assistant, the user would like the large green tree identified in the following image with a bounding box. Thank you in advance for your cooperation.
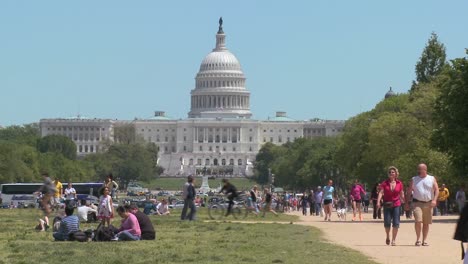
[432,51,468,177]
[412,32,447,92]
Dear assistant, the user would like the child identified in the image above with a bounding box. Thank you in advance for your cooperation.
[98,187,114,226]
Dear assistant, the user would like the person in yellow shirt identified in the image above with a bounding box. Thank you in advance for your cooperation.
[53,178,63,209]
[437,184,450,216]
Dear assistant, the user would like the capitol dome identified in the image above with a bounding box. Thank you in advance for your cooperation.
[385,87,396,99]
[188,18,252,119]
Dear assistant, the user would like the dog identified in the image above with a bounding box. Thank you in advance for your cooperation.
[336,208,347,221]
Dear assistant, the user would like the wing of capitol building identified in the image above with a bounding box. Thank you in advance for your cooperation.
[39,18,346,177]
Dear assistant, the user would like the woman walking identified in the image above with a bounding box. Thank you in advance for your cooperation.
[322,179,335,221]
[377,166,405,246]
[371,183,382,219]
[350,179,366,221]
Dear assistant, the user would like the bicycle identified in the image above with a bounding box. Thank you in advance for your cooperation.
[208,198,242,220]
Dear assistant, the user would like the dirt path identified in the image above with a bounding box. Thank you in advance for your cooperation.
[289,210,460,264]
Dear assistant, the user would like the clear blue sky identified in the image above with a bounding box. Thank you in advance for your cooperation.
[1,1,467,126]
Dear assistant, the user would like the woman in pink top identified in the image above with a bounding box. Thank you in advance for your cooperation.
[377,166,405,246]
[350,179,366,221]
[116,205,141,241]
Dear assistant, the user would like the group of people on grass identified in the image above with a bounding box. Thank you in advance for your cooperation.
[35,173,154,242]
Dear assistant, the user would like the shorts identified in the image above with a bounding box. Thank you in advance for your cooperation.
[354,200,362,204]
[413,202,432,224]
[324,199,333,205]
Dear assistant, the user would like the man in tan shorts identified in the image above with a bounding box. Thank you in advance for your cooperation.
[405,164,439,246]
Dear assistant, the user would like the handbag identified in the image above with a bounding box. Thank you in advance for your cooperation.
[383,202,394,208]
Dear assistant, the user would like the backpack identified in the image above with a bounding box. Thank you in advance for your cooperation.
[69,231,89,242]
[93,223,116,242]
[454,204,468,259]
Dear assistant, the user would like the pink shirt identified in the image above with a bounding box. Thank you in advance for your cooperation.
[119,213,141,237]
[380,179,404,207]
[350,184,365,200]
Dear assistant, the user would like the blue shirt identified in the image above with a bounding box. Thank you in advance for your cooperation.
[323,186,334,200]
[57,215,79,238]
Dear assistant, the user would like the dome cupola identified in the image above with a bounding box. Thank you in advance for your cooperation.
[188,18,252,119]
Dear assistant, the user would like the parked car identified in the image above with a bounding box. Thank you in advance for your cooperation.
[169,200,185,209]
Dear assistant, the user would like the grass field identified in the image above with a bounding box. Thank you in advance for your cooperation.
[0,208,378,264]
[142,177,261,191]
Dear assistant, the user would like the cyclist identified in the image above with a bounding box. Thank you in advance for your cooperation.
[219,179,238,217]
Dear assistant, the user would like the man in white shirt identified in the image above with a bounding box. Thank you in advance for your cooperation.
[77,200,98,222]
[405,163,439,247]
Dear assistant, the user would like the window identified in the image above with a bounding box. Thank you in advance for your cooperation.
[183,146,187,151]
[205,159,210,165]
[229,159,234,165]
[263,137,266,143]
[233,147,236,152]
[222,159,226,165]
[171,136,175,142]
[238,159,242,166]
[183,136,186,142]
[270,137,273,142]
[249,146,252,151]
[199,146,203,151]
[156,136,160,142]
[287,137,290,142]
[209,146,213,151]
[294,130,297,132]
[189,159,194,165]
[165,137,168,142]
[172,146,175,152]
[223,147,226,151]
[278,136,282,143]
[197,159,202,165]
[164,146,168,152]
[249,136,252,142]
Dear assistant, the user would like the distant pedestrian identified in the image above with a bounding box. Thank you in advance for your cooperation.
[322,180,335,221]
[456,186,466,213]
[180,175,196,221]
[350,179,366,221]
[377,166,405,246]
[300,195,308,216]
[262,188,278,217]
[405,163,439,246]
[371,183,382,219]
[437,184,450,216]
[314,187,323,216]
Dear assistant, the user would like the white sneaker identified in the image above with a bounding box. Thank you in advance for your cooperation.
[110,236,119,241]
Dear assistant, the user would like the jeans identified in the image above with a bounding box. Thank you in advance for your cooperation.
[181,198,196,220]
[226,199,234,216]
[53,232,67,241]
[118,230,140,241]
[383,206,401,228]
[315,203,322,216]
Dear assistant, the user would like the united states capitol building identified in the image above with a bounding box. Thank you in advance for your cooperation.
[40,19,345,177]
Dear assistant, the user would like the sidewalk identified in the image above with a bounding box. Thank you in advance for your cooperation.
[290,210,461,264]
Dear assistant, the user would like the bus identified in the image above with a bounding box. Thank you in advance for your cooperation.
[0,182,103,207]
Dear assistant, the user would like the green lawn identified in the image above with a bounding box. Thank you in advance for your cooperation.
[0,208,378,264]
[142,177,261,191]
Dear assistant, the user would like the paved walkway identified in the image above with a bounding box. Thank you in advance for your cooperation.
[289,210,461,264]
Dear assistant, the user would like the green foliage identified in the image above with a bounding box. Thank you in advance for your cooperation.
[433,51,468,177]
[414,32,447,85]
[37,134,77,160]
[255,138,342,190]
[0,124,40,146]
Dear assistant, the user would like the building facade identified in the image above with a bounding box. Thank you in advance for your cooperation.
[39,19,345,177]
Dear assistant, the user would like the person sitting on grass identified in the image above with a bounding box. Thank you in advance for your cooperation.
[52,205,79,241]
[77,200,98,222]
[115,205,141,241]
[125,204,156,240]
[156,199,170,216]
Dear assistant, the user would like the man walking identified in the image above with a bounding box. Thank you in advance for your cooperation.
[405,163,439,246]
[437,184,450,216]
[180,175,196,221]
